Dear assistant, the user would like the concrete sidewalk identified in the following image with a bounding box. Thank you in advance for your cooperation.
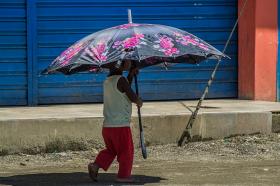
[1,99,280,154]
[2,99,280,120]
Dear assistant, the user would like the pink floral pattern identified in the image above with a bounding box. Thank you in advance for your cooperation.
[113,33,145,49]
[154,36,179,56]
[43,23,225,75]
[57,42,85,66]
[114,23,141,30]
[174,32,183,37]
[86,42,107,62]
[174,32,209,51]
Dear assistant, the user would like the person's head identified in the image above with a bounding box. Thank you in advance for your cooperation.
[114,59,132,71]
[109,59,132,75]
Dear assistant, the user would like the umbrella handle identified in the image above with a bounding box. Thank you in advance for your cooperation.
[134,74,147,159]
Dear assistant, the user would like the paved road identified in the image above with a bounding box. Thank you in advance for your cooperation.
[1,134,280,185]
[0,160,279,186]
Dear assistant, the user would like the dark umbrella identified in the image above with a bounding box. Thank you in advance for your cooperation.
[42,10,228,159]
[42,11,226,75]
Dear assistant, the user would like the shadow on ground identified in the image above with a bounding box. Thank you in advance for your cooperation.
[0,172,166,186]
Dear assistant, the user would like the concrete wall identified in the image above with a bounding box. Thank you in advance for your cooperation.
[0,112,272,155]
[238,0,278,101]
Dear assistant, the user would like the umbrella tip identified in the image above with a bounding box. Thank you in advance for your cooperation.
[40,69,49,75]
[127,9,132,24]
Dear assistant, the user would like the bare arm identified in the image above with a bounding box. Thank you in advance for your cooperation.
[127,74,133,86]
[127,67,139,85]
[117,77,142,107]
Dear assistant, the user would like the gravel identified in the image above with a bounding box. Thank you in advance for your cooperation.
[1,133,280,170]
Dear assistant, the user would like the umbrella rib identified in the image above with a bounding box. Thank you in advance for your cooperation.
[131,24,141,61]
[140,24,166,59]
[105,29,122,59]
[77,28,122,68]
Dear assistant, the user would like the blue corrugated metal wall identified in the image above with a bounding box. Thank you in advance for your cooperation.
[0,0,27,105]
[1,0,237,106]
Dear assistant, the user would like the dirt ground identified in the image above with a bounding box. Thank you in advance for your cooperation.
[0,133,280,186]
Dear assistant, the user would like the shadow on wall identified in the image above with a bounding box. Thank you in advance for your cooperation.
[0,172,166,186]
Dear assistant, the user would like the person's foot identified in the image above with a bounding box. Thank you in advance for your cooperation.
[88,162,99,182]
[115,177,134,183]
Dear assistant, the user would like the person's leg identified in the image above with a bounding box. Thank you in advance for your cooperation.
[88,128,116,181]
[114,127,134,180]
[88,163,99,182]
[94,128,117,170]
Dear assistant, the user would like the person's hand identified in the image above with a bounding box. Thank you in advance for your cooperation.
[136,97,143,108]
[129,67,139,76]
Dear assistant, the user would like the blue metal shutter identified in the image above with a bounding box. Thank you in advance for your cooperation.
[38,0,237,104]
[0,0,27,105]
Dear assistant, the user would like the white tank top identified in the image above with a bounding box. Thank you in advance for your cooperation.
[103,75,132,127]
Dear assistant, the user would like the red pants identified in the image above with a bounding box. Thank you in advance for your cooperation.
[94,127,134,178]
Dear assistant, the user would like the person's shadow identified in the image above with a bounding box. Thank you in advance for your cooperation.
[0,172,166,186]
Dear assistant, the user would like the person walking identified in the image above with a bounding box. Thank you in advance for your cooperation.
[88,60,142,183]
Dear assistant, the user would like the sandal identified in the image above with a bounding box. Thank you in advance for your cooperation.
[88,162,99,182]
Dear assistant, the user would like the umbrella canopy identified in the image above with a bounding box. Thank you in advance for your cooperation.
[42,23,227,75]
